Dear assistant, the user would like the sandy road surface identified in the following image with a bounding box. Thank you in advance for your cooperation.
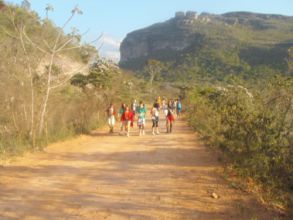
[0,117,281,220]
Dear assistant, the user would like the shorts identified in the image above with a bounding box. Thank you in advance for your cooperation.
[137,118,145,126]
[152,116,159,127]
[123,120,131,126]
[167,114,175,122]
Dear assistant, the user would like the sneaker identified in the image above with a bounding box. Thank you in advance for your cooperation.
[142,130,145,135]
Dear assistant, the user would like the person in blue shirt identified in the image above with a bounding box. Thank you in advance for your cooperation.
[136,101,147,136]
[176,99,182,118]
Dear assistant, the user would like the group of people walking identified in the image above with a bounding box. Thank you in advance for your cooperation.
[106,97,182,137]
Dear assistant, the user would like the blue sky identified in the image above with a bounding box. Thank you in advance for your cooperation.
[6,0,293,61]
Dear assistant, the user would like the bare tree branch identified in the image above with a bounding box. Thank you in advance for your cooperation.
[98,42,104,51]
[57,33,103,53]
[80,28,90,37]
[19,26,36,148]
[49,64,89,90]
[43,39,52,51]
[49,76,72,90]
[56,38,74,52]
[90,33,103,45]
[0,26,18,39]
[22,26,48,54]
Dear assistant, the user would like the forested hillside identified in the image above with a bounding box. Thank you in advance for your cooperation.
[0,1,156,158]
[120,11,293,82]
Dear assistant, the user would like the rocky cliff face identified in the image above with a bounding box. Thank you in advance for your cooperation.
[119,15,203,69]
[119,11,293,70]
[120,22,194,60]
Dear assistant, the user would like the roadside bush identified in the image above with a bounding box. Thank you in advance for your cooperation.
[0,3,108,156]
[187,77,293,211]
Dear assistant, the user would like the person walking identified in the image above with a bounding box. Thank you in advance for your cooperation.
[176,99,182,118]
[106,103,116,133]
[151,103,160,135]
[173,99,177,114]
[131,99,137,115]
[162,98,168,117]
[136,101,147,136]
[130,102,135,129]
[121,106,133,137]
[166,103,175,133]
[119,103,126,134]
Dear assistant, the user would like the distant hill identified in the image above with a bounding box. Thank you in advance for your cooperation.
[119,11,293,75]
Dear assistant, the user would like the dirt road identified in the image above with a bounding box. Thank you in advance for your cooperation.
[0,118,281,220]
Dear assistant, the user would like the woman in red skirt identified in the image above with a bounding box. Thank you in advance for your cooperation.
[121,106,134,137]
[166,102,175,133]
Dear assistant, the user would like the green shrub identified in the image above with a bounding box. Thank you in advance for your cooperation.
[187,78,293,211]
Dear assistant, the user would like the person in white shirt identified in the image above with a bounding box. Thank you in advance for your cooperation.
[151,103,160,135]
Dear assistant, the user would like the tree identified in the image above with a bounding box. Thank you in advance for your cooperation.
[45,4,54,20]
[21,0,31,11]
[70,73,89,89]
[71,59,116,93]
[37,6,84,137]
[144,59,164,92]
[2,5,90,148]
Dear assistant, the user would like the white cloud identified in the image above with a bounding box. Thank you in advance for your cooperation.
[103,51,121,62]
[99,34,122,63]
[101,35,121,49]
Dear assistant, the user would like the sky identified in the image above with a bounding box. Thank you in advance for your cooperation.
[6,0,293,62]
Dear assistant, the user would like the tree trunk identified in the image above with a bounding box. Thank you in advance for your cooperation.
[38,52,55,136]
[19,31,36,148]
[149,72,155,93]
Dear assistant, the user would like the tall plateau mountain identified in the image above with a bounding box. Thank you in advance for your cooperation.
[119,11,293,74]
